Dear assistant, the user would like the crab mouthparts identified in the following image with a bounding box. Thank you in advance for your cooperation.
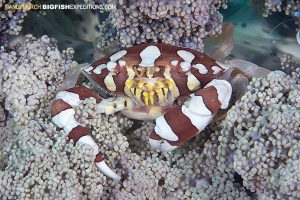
[125,78,175,106]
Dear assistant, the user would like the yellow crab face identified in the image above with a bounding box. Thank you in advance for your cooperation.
[124,65,175,107]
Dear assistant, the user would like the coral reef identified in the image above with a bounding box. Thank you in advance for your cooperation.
[0,2,299,195]
[262,0,300,17]
[1,34,299,199]
[0,103,6,124]
[250,0,300,33]
[1,120,106,199]
[217,71,300,199]
[280,54,300,79]
[95,0,229,52]
[0,0,32,44]
[0,34,77,124]
[0,34,78,170]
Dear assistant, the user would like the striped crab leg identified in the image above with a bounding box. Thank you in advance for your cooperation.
[149,79,232,152]
[51,86,121,181]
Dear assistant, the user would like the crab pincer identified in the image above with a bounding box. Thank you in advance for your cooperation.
[149,79,232,152]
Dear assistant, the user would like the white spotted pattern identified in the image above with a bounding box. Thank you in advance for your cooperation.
[93,64,107,74]
[102,50,128,73]
[110,50,127,61]
[177,50,195,72]
[192,64,208,74]
[212,66,222,74]
[139,45,161,67]
[107,61,117,71]
[177,50,195,63]
[180,62,191,71]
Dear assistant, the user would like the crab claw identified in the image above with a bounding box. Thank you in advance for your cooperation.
[96,160,121,181]
[149,79,232,151]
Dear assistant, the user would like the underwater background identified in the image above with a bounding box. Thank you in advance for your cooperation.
[0,0,300,199]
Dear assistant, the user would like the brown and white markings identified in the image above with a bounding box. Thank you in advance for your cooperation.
[51,43,233,180]
[149,80,232,152]
[51,86,121,181]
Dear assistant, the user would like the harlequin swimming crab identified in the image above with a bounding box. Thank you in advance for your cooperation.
[51,43,270,181]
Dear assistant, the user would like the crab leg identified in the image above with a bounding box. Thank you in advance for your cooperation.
[149,79,232,152]
[51,86,121,181]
